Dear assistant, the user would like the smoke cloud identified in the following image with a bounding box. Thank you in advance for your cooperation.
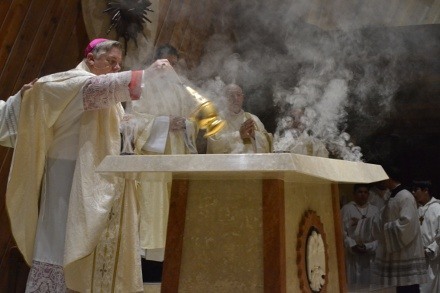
[179,0,433,161]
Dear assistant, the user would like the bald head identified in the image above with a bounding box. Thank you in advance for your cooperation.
[224,84,244,114]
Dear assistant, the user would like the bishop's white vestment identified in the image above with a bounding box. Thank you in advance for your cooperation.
[6,61,145,292]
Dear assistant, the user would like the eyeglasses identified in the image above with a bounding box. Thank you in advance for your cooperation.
[104,58,121,69]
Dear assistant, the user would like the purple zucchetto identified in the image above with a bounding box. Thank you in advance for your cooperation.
[84,38,109,57]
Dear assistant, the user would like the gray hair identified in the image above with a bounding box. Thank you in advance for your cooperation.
[91,40,122,58]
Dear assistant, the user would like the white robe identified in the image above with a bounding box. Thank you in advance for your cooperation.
[289,133,329,157]
[0,91,21,147]
[6,61,144,292]
[129,69,197,261]
[341,202,379,290]
[368,187,390,211]
[273,128,329,157]
[33,62,133,266]
[418,197,440,293]
[207,110,272,154]
[355,185,428,288]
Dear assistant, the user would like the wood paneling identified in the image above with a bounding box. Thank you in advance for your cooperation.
[331,183,347,293]
[0,0,14,28]
[155,0,185,47]
[155,0,218,68]
[0,0,89,290]
[0,0,33,75]
[12,0,66,93]
[262,179,286,293]
[0,0,53,99]
[40,0,88,76]
[162,180,189,293]
[180,0,215,68]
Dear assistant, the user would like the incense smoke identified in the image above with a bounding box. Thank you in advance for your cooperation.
[184,1,425,161]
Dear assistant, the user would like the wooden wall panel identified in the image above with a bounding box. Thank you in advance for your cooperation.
[0,0,51,99]
[58,2,89,73]
[155,0,185,47]
[155,0,219,68]
[12,0,66,93]
[167,0,192,49]
[0,0,89,290]
[0,150,13,261]
[155,0,172,44]
[179,0,215,68]
[0,0,14,29]
[40,0,88,76]
[0,0,33,75]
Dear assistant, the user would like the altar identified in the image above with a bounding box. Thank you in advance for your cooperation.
[96,153,387,293]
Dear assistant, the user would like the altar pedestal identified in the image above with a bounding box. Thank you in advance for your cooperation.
[97,153,387,293]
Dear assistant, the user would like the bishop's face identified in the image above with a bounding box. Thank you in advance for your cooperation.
[87,47,123,75]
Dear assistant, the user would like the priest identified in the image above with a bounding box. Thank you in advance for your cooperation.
[124,44,198,280]
[340,184,379,291]
[207,83,272,154]
[355,166,428,292]
[411,180,440,293]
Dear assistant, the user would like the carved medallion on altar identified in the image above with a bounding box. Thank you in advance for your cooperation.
[297,210,329,293]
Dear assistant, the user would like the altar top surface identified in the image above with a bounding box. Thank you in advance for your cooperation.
[96,153,387,183]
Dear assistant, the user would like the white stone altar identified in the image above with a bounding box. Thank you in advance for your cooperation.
[97,153,387,293]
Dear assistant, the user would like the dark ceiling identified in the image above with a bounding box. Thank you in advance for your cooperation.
[347,24,440,183]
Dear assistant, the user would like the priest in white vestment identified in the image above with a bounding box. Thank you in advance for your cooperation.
[273,107,329,157]
[355,169,428,292]
[284,131,329,157]
[6,38,172,292]
[341,184,379,291]
[207,83,272,154]
[368,182,391,211]
[125,58,197,268]
[411,180,440,293]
